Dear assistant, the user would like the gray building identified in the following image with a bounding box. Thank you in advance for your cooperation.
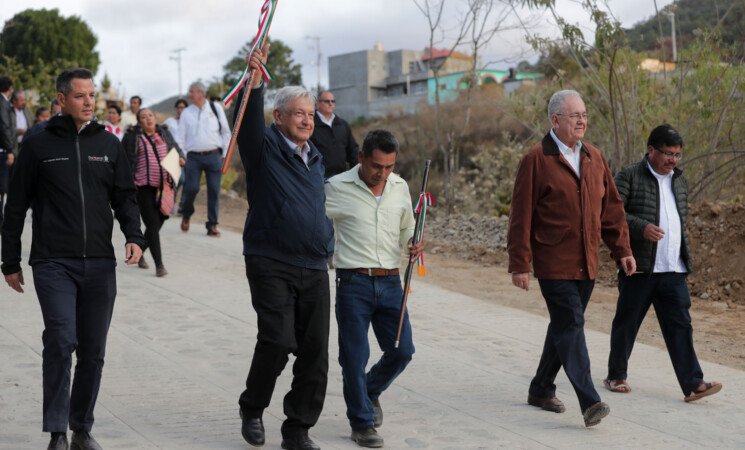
[329,43,435,120]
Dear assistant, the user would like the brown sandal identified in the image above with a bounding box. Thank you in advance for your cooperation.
[603,378,631,393]
[684,381,722,402]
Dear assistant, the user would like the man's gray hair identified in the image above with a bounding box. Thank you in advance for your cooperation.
[274,86,316,113]
[548,89,582,121]
[190,81,206,94]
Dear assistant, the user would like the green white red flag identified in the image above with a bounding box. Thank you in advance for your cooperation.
[221,0,277,105]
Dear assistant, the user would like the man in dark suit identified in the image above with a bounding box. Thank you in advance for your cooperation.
[10,89,34,153]
[0,76,15,228]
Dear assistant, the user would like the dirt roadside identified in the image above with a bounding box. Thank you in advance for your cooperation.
[190,190,745,374]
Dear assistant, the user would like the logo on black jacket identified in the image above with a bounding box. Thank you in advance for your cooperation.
[88,155,110,163]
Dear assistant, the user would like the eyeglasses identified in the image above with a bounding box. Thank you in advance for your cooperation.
[654,147,683,160]
[556,112,588,121]
[320,99,335,104]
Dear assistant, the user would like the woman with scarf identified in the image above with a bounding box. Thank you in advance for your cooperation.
[122,108,186,276]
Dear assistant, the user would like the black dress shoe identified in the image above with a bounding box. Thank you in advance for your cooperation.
[70,431,102,450]
[239,410,265,446]
[47,432,68,450]
[281,430,320,450]
[351,427,384,448]
[371,397,383,428]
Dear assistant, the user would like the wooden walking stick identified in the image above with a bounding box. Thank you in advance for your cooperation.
[395,160,431,348]
[221,0,278,175]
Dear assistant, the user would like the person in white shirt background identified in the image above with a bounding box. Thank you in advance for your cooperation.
[174,82,230,237]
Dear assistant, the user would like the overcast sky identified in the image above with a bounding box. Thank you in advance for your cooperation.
[1,0,675,106]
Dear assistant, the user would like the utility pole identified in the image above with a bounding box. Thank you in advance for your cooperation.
[170,48,187,95]
[305,36,322,94]
[665,10,676,62]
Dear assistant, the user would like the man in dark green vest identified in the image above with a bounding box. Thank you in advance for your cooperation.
[605,124,722,402]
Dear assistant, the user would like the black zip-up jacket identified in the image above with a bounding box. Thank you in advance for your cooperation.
[0,95,14,152]
[613,154,693,274]
[235,86,332,270]
[1,114,146,275]
[309,112,359,179]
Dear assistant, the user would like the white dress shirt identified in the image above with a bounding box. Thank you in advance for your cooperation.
[174,102,231,156]
[550,128,581,177]
[15,108,28,143]
[316,110,334,127]
[647,161,687,273]
[163,117,179,137]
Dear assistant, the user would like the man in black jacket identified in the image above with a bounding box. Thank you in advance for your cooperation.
[0,76,15,229]
[1,68,146,450]
[309,90,358,179]
[309,90,359,267]
[234,45,332,450]
[604,124,721,402]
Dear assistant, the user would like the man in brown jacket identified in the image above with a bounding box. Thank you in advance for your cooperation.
[507,89,636,427]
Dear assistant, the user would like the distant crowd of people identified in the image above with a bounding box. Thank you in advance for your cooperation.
[0,53,722,450]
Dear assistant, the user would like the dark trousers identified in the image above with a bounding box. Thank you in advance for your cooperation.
[0,151,8,227]
[181,152,221,229]
[608,272,703,395]
[136,185,167,266]
[529,279,600,411]
[175,166,186,213]
[335,270,414,430]
[31,258,117,432]
[239,255,330,436]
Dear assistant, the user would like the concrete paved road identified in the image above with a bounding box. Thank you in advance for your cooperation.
[1,220,742,449]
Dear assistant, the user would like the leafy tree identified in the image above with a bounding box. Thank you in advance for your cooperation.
[624,0,745,59]
[0,55,80,105]
[222,37,301,89]
[514,0,745,201]
[0,8,100,73]
[101,72,111,91]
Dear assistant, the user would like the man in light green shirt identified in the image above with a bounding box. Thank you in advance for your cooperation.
[325,129,423,448]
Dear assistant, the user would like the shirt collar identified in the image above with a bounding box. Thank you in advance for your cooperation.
[550,128,582,155]
[78,120,92,134]
[277,128,310,157]
[646,160,673,181]
[316,110,335,127]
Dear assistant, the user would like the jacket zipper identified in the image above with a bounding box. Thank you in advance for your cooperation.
[76,135,88,257]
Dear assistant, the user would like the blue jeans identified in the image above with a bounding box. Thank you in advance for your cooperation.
[32,258,117,432]
[335,270,414,430]
[608,272,703,395]
[181,152,222,229]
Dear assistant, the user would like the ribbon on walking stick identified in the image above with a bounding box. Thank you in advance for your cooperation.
[395,160,432,348]
[221,0,279,174]
[221,0,277,105]
[410,192,434,277]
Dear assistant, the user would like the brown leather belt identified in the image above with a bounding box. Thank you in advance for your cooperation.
[355,268,399,277]
[190,148,220,156]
